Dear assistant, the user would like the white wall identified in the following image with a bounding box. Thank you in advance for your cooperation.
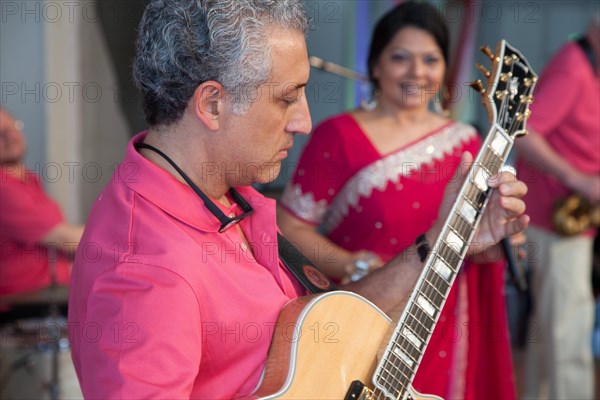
[1,0,47,170]
[0,0,131,223]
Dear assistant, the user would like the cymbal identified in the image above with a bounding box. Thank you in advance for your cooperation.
[0,285,69,306]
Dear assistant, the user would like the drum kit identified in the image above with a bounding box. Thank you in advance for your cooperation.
[0,284,83,399]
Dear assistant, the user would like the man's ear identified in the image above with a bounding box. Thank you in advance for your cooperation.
[191,81,224,131]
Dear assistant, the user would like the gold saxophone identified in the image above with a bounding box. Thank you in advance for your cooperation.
[552,194,600,236]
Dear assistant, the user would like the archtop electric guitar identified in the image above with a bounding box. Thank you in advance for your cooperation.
[252,40,537,400]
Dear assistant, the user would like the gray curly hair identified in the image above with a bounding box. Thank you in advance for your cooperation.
[133,0,308,127]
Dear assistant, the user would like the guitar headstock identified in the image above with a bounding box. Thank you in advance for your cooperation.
[470,40,538,138]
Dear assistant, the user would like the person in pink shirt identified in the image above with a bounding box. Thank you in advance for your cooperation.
[0,108,83,300]
[68,1,530,398]
[516,14,600,400]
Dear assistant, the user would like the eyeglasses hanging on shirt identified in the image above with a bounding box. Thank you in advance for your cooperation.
[136,142,336,294]
[135,142,253,232]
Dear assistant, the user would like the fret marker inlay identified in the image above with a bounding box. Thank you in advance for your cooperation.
[393,347,415,368]
[417,295,436,317]
[459,201,477,224]
[403,327,423,349]
[433,258,453,281]
[445,230,465,254]
[490,134,509,155]
[473,168,490,192]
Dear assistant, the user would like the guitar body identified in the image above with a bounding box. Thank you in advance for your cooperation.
[252,291,441,400]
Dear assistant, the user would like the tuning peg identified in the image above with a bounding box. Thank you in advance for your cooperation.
[500,72,513,82]
[503,56,514,66]
[525,109,532,119]
[521,94,534,104]
[475,63,491,78]
[470,79,486,94]
[480,46,495,61]
[495,90,508,100]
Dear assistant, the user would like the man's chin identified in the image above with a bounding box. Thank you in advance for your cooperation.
[254,163,282,185]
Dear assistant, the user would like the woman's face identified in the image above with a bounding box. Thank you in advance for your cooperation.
[373,26,446,111]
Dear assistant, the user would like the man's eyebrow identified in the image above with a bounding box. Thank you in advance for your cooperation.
[286,82,307,91]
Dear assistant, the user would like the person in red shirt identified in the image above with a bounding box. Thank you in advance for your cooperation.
[0,107,83,299]
[68,1,530,398]
[516,14,600,400]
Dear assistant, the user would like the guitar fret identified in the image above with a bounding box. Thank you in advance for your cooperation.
[438,241,461,268]
[420,280,444,305]
[450,212,472,242]
[426,267,452,295]
[423,274,447,299]
[381,360,409,381]
[464,181,488,210]
[408,305,435,334]
[377,370,404,393]
[387,349,416,379]
[481,148,503,175]
[405,311,431,338]
[378,364,410,393]
[378,357,410,392]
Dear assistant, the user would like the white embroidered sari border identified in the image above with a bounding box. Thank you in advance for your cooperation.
[280,122,476,231]
[280,183,328,224]
[322,122,476,233]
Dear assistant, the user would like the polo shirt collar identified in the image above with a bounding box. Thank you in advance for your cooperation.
[120,132,274,233]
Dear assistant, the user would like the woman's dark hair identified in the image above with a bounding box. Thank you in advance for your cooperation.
[367,1,449,91]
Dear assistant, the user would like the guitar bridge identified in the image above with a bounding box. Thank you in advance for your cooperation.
[344,380,375,400]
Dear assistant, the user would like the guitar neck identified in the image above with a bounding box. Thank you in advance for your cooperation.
[373,124,515,398]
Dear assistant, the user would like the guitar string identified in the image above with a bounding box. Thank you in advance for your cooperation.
[507,85,534,135]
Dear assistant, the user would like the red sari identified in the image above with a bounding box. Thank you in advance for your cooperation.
[281,114,516,400]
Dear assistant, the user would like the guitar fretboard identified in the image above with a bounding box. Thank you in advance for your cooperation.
[373,126,514,398]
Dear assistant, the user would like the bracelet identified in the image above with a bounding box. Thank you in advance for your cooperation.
[350,258,370,282]
[415,233,431,262]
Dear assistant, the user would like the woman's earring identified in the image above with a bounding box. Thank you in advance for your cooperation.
[361,88,379,111]
[361,98,378,111]
[432,90,450,117]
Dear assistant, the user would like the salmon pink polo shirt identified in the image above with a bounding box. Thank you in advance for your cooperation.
[68,132,306,399]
